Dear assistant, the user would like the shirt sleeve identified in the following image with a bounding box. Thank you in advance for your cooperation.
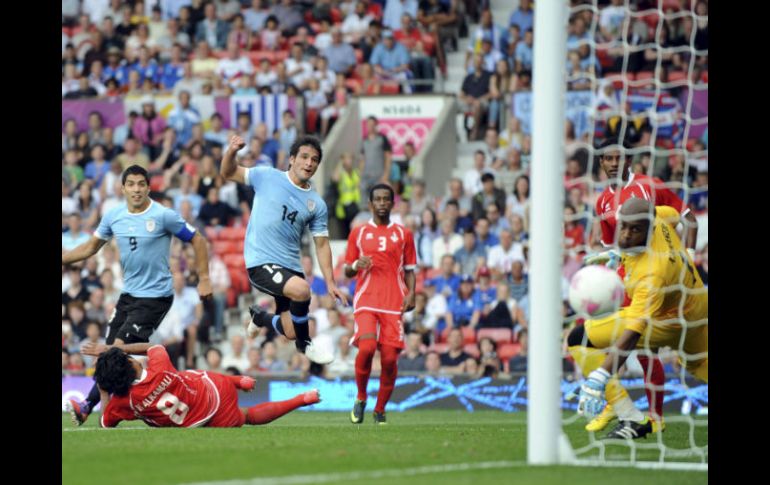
[650,178,687,213]
[308,197,329,238]
[94,208,114,240]
[244,165,271,188]
[100,395,135,428]
[345,227,361,265]
[163,208,197,242]
[147,344,176,372]
[403,228,417,270]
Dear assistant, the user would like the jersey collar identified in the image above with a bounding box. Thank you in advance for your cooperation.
[285,171,311,192]
[368,219,394,228]
[127,199,154,216]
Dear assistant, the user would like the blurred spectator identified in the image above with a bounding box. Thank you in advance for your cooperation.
[331,152,361,239]
[424,350,442,375]
[244,0,270,33]
[81,321,105,369]
[459,54,492,141]
[398,332,427,372]
[217,40,255,88]
[195,1,230,50]
[445,275,481,328]
[62,213,91,251]
[192,40,219,79]
[474,217,499,252]
[204,347,224,372]
[440,328,470,374]
[244,347,264,376]
[342,1,374,44]
[327,333,357,375]
[487,229,525,279]
[432,219,462,270]
[260,340,289,372]
[323,27,357,75]
[168,91,202,147]
[271,0,305,36]
[259,15,282,51]
[370,30,412,93]
[199,186,237,227]
[454,227,486,277]
[359,116,393,199]
[471,172,506,221]
[423,279,448,333]
[514,28,533,73]
[507,175,530,220]
[508,0,533,33]
[489,60,514,130]
[133,98,167,159]
[221,335,251,374]
[507,261,528,302]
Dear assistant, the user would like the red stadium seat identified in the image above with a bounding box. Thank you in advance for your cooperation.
[667,70,687,85]
[233,240,245,254]
[380,82,400,94]
[477,328,513,345]
[150,175,165,192]
[429,343,449,354]
[204,226,220,241]
[463,344,480,359]
[220,227,246,241]
[223,253,245,269]
[498,343,522,362]
[212,240,235,256]
[439,326,476,344]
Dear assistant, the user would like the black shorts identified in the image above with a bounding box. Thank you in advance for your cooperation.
[106,293,174,344]
[247,264,304,314]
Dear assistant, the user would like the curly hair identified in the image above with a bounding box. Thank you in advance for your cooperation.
[94,348,136,396]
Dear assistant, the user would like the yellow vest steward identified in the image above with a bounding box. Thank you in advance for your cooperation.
[335,170,361,219]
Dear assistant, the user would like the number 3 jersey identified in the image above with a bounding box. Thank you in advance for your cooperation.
[243,167,328,274]
[101,346,221,428]
[345,221,417,314]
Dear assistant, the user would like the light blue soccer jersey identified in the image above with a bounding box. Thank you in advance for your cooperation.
[95,200,196,297]
[244,167,328,273]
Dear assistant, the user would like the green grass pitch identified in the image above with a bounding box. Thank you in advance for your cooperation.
[62,410,707,485]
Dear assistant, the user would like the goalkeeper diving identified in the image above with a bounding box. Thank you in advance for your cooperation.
[568,198,708,440]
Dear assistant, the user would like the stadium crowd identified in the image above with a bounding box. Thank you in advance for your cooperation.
[62,0,708,380]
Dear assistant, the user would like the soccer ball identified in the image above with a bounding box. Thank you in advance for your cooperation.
[568,265,625,317]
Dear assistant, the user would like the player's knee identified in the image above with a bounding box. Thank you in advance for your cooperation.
[567,325,595,348]
[287,280,311,302]
[358,337,377,354]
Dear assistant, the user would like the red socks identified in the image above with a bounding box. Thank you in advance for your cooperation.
[245,394,306,425]
[374,345,399,414]
[355,339,377,401]
[637,355,665,421]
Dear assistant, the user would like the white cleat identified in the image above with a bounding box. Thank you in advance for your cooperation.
[303,341,334,365]
[245,321,260,339]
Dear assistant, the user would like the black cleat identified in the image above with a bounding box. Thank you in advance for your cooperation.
[248,305,267,326]
[602,418,653,440]
[350,399,366,424]
[373,411,388,425]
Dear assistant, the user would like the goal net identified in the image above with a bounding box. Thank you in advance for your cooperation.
[531,0,708,471]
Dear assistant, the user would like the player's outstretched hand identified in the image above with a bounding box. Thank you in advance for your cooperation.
[401,291,416,314]
[228,135,246,154]
[583,250,620,269]
[577,368,610,418]
[355,256,372,271]
[328,283,350,307]
[198,276,213,301]
[82,342,109,357]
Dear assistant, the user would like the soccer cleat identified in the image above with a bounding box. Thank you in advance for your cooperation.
[585,404,617,432]
[239,376,256,391]
[246,305,267,338]
[652,418,666,433]
[602,418,653,440]
[303,340,334,365]
[302,389,321,405]
[67,399,90,426]
[373,411,387,425]
[350,399,366,424]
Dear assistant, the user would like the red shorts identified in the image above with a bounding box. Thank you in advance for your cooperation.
[204,372,246,428]
[352,310,405,350]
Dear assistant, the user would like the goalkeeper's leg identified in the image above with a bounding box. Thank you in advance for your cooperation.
[567,325,646,426]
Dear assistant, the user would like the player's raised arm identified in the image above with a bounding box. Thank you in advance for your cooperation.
[62,236,108,265]
[220,135,248,185]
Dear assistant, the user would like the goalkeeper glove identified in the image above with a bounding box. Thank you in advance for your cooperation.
[577,368,611,418]
[583,250,620,269]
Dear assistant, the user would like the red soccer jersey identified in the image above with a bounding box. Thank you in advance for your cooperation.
[101,345,221,428]
[595,173,688,246]
[345,220,417,314]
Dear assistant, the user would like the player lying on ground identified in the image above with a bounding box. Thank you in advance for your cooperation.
[570,198,707,440]
[92,344,319,428]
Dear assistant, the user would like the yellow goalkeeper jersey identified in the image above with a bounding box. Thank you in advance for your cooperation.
[614,205,707,335]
